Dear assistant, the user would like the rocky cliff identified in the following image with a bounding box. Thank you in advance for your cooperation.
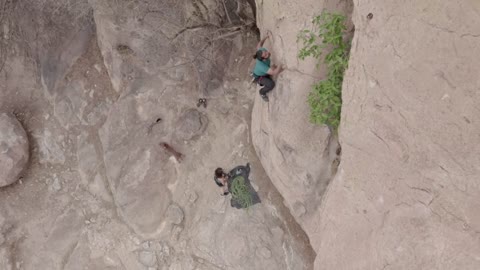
[252,0,351,252]
[253,0,480,269]
[0,0,479,268]
[0,0,314,269]
[315,0,480,268]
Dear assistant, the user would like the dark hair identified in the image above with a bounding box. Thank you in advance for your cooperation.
[215,168,224,178]
[253,50,263,60]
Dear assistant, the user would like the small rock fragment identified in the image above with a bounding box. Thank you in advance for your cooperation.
[138,250,157,267]
[166,204,184,225]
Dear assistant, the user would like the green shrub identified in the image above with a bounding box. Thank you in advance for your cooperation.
[230,176,253,209]
[298,11,350,130]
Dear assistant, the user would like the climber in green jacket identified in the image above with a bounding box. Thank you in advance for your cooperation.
[252,32,284,102]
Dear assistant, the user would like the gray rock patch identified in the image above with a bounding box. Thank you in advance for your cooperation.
[175,109,208,141]
[0,113,29,187]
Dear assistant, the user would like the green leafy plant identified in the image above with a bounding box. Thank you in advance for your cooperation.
[230,176,253,209]
[298,11,350,130]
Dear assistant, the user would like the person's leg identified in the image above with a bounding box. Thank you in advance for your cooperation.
[259,76,275,96]
[216,179,227,195]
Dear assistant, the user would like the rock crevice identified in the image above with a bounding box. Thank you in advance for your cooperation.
[251,0,352,249]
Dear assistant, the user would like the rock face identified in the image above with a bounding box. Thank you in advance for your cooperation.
[254,0,480,269]
[317,0,480,269]
[251,0,350,238]
[315,0,480,268]
[0,0,315,269]
[0,113,29,187]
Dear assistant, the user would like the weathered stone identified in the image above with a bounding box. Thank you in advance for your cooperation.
[0,213,7,246]
[138,250,157,267]
[33,129,65,165]
[258,246,272,258]
[0,247,13,270]
[252,0,348,243]
[30,0,94,95]
[175,109,208,141]
[253,0,480,269]
[0,0,314,269]
[54,81,89,128]
[0,113,29,187]
[76,132,97,184]
[99,94,176,236]
[166,204,184,225]
[48,174,62,192]
[313,1,480,269]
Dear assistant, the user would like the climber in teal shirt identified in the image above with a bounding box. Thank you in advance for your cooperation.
[253,47,271,76]
[252,32,284,102]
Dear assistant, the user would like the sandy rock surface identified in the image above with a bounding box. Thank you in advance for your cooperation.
[314,0,480,269]
[0,0,314,269]
[252,0,480,269]
[2,0,476,269]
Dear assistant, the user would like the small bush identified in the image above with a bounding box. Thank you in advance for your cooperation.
[230,176,253,209]
[298,12,350,130]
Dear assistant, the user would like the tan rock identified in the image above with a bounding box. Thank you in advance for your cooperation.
[315,0,480,269]
[254,0,480,269]
[252,0,349,243]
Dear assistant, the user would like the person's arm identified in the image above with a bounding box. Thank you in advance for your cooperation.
[221,175,228,185]
[256,35,269,50]
[267,65,284,76]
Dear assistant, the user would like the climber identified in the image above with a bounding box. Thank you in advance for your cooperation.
[214,168,230,196]
[252,32,284,102]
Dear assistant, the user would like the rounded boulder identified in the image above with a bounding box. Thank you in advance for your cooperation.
[0,113,29,187]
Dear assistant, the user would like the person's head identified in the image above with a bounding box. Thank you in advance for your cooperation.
[253,49,270,60]
[215,168,224,178]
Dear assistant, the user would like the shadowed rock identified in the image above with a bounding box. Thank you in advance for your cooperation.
[175,109,208,141]
[0,113,29,187]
